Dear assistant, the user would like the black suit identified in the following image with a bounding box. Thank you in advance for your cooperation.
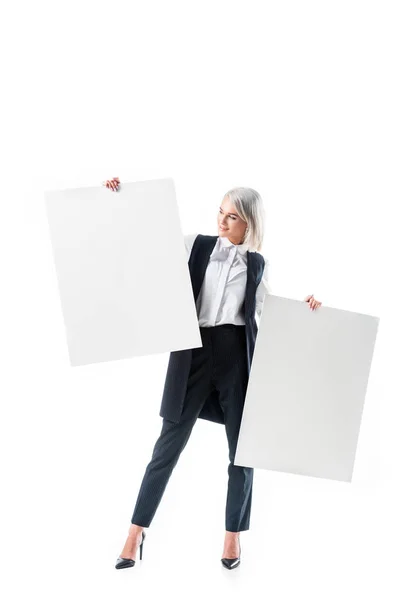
[131,234,265,531]
[160,234,265,425]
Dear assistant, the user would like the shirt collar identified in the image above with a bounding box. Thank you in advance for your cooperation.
[219,234,249,255]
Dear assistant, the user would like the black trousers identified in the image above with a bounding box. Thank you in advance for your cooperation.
[131,324,253,532]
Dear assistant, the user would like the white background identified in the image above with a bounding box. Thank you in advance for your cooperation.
[1,1,399,599]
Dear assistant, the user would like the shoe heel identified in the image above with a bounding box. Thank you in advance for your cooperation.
[139,530,146,560]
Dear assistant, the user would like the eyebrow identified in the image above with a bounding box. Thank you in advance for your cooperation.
[219,207,239,217]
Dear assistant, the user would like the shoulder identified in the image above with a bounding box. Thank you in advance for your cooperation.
[253,249,270,270]
[250,250,267,269]
[184,233,219,257]
[257,254,271,293]
[183,233,199,256]
[251,251,271,289]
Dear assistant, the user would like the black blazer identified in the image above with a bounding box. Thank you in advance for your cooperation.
[159,234,265,425]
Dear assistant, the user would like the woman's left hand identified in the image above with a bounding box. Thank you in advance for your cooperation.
[304,294,322,311]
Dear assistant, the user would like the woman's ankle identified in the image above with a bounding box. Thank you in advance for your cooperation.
[129,523,144,534]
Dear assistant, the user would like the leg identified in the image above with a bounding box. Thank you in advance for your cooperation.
[221,430,252,560]
[130,416,196,526]
[118,336,214,561]
[131,333,214,528]
[212,326,254,534]
[223,397,254,533]
[118,416,198,561]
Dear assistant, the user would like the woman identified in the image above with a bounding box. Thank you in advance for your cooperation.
[103,176,322,570]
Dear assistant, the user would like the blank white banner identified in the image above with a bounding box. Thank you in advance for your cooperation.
[234,295,379,482]
[45,178,201,366]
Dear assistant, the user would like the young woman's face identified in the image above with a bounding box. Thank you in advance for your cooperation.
[217,196,247,245]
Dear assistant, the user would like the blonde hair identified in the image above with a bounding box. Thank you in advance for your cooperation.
[223,186,265,252]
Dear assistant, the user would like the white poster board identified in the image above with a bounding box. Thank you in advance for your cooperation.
[234,295,379,482]
[45,178,202,366]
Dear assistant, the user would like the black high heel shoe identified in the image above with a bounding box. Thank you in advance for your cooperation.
[221,536,241,570]
[115,530,146,569]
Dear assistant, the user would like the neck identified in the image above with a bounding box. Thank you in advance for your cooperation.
[227,236,244,245]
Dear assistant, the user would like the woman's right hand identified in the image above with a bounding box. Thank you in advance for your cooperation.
[102,176,120,191]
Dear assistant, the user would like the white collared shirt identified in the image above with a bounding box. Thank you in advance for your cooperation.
[184,233,271,327]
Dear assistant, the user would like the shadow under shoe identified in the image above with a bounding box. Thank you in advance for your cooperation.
[115,531,146,569]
